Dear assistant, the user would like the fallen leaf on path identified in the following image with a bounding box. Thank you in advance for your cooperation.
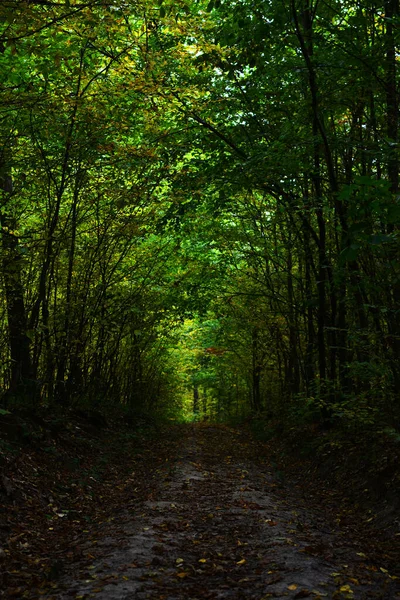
[265,574,283,585]
[5,589,23,597]
[339,584,353,593]
[288,583,298,590]
[236,558,246,565]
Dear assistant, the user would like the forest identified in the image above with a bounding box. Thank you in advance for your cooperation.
[1,0,400,430]
[1,1,400,598]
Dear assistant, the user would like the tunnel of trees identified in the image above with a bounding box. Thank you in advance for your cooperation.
[0,0,399,436]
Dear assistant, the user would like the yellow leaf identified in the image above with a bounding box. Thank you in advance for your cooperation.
[339,585,353,593]
[176,558,184,564]
[236,559,246,565]
[176,572,188,578]
[288,584,298,590]
[199,558,207,563]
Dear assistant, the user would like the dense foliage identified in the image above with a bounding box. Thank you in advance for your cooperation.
[0,0,399,433]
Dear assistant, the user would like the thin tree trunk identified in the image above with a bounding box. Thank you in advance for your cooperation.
[252,327,262,411]
[193,383,199,415]
[56,182,79,403]
[0,152,32,399]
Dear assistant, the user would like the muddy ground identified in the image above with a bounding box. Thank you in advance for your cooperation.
[42,425,400,600]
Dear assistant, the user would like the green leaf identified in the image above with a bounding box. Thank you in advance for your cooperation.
[387,203,400,224]
[348,221,369,233]
[340,244,360,263]
[369,233,393,245]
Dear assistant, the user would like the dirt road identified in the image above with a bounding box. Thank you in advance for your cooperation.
[53,425,400,599]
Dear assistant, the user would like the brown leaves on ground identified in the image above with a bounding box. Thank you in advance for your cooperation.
[0,411,185,598]
[1,420,400,599]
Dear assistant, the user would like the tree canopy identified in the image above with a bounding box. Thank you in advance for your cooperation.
[0,0,399,434]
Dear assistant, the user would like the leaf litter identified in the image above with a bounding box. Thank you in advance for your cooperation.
[1,422,400,599]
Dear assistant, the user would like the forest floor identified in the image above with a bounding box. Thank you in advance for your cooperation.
[1,418,400,599]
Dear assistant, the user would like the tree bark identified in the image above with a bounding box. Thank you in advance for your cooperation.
[0,152,32,399]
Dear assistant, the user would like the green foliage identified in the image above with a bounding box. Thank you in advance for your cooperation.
[0,0,399,438]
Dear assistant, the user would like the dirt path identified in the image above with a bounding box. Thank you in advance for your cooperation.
[52,425,400,599]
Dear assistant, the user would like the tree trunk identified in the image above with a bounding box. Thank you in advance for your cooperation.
[0,152,32,400]
[193,383,199,415]
[252,327,262,411]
